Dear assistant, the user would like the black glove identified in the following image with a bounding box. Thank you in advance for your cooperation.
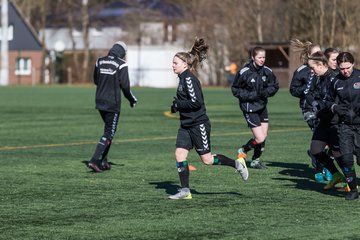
[171,97,178,113]
[130,101,137,108]
[303,111,317,122]
[311,101,320,112]
[332,104,347,116]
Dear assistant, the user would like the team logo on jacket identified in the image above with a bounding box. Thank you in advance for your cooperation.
[262,76,267,82]
[354,82,360,89]
[178,84,183,92]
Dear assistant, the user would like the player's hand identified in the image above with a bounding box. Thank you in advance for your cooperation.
[130,101,137,108]
[332,104,347,116]
[171,97,178,113]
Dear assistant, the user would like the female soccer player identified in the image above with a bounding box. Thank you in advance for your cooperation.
[168,38,249,200]
[231,46,279,169]
[289,39,330,182]
[306,51,347,191]
[324,48,339,73]
[327,52,360,200]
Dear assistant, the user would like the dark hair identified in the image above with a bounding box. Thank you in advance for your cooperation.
[324,48,339,60]
[290,39,321,64]
[250,46,265,58]
[175,37,209,72]
[308,51,328,66]
[336,52,355,65]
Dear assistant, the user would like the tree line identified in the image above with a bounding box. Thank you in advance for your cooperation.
[12,0,360,85]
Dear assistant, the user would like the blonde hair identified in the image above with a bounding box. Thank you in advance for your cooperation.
[175,37,209,72]
[308,51,328,67]
[290,39,320,64]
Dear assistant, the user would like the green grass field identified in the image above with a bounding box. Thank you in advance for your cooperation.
[1,86,360,240]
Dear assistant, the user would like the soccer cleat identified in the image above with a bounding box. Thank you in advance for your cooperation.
[338,184,357,193]
[101,159,111,171]
[324,172,345,189]
[237,148,247,159]
[314,172,325,183]
[323,168,332,181]
[345,189,359,200]
[235,157,249,181]
[88,161,103,173]
[168,188,192,200]
[338,185,351,192]
[250,159,267,170]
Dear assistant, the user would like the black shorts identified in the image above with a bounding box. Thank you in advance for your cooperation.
[312,124,340,152]
[243,108,268,128]
[176,121,211,155]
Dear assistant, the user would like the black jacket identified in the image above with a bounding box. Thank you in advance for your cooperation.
[176,69,209,127]
[231,61,278,113]
[327,68,360,125]
[93,45,137,113]
[306,69,338,126]
[289,64,316,111]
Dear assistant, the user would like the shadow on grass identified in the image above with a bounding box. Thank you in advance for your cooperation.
[267,161,344,198]
[149,181,242,196]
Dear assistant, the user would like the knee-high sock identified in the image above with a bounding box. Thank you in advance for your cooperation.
[213,154,236,168]
[252,141,265,160]
[242,138,258,153]
[342,154,357,191]
[176,161,190,188]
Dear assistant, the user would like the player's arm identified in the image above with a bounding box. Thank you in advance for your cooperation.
[119,63,137,107]
[175,77,202,110]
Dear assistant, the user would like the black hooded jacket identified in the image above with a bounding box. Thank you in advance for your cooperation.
[93,44,137,112]
[231,61,278,113]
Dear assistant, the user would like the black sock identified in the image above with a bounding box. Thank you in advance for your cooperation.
[213,154,236,168]
[91,136,110,163]
[242,138,258,152]
[252,141,265,160]
[314,152,337,174]
[342,154,357,191]
[344,166,357,190]
[176,161,190,188]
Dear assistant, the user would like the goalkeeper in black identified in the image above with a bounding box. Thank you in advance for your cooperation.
[168,38,248,200]
[87,41,137,173]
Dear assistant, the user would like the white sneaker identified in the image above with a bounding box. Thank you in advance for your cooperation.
[168,188,192,200]
[235,157,249,181]
[250,159,267,170]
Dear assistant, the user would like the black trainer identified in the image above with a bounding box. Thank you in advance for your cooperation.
[101,159,111,171]
[88,161,103,173]
[345,189,359,200]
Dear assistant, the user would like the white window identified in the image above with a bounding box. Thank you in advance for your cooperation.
[15,58,32,75]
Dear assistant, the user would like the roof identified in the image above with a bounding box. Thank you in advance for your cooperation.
[1,0,43,51]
